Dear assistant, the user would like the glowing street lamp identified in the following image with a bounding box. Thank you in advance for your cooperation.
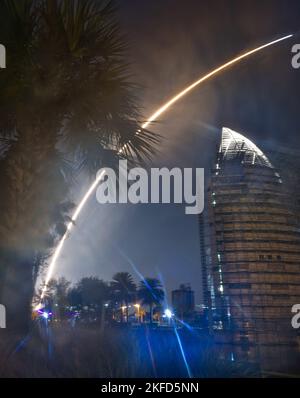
[38,310,52,320]
[164,308,174,325]
[120,305,127,323]
[134,304,141,323]
[43,312,49,320]
[164,308,173,319]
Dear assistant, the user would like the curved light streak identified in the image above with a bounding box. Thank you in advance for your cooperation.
[38,33,293,303]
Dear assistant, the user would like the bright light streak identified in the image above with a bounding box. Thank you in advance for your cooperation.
[174,325,192,378]
[141,34,293,130]
[40,170,105,300]
[38,33,293,303]
[176,318,194,332]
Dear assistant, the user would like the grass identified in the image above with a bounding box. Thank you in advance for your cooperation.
[0,324,260,378]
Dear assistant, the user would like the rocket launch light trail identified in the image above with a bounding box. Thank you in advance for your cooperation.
[141,34,293,130]
[38,33,293,303]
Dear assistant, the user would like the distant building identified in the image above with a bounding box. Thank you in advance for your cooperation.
[172,284,195,318]
[200,127,300,372]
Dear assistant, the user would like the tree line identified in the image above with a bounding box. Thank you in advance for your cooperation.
[38,272,165,324]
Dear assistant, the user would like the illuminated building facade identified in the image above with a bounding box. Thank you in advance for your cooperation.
[200,127,300,371]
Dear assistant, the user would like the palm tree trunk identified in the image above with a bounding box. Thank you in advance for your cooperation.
[149,303,153,324]
[0,124,58,335]
[100,303,106,333]
[125,300,129,324]
[120,303,124,323]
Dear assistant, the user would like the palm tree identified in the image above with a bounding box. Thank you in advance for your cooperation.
[111,272,136,323]
[0,0,158,333]
[138,278,165,324]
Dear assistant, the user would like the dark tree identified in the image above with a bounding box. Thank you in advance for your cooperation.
[111,272,136,323]
[138,278,165,324]
[0,0,158,333]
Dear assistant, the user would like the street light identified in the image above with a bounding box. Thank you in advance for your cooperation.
[164,308,174,326]
[134,304,141,323]
[164,308,173,319]
[41,311,52,320]
[42,312,49,320]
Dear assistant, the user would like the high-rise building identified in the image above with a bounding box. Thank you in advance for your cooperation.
[200,127,300,371]
[172,284,195,319]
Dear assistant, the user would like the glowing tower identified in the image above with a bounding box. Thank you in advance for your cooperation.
[201,127,300,371]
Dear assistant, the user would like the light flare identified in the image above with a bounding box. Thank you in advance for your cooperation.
[38,33,293,303]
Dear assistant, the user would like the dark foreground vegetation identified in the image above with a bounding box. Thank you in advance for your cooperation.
[0,325,259,378]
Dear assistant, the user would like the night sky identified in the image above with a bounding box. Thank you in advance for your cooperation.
[55,0,300,304]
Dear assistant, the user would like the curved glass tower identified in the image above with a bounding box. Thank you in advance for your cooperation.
[201,127,300,371]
